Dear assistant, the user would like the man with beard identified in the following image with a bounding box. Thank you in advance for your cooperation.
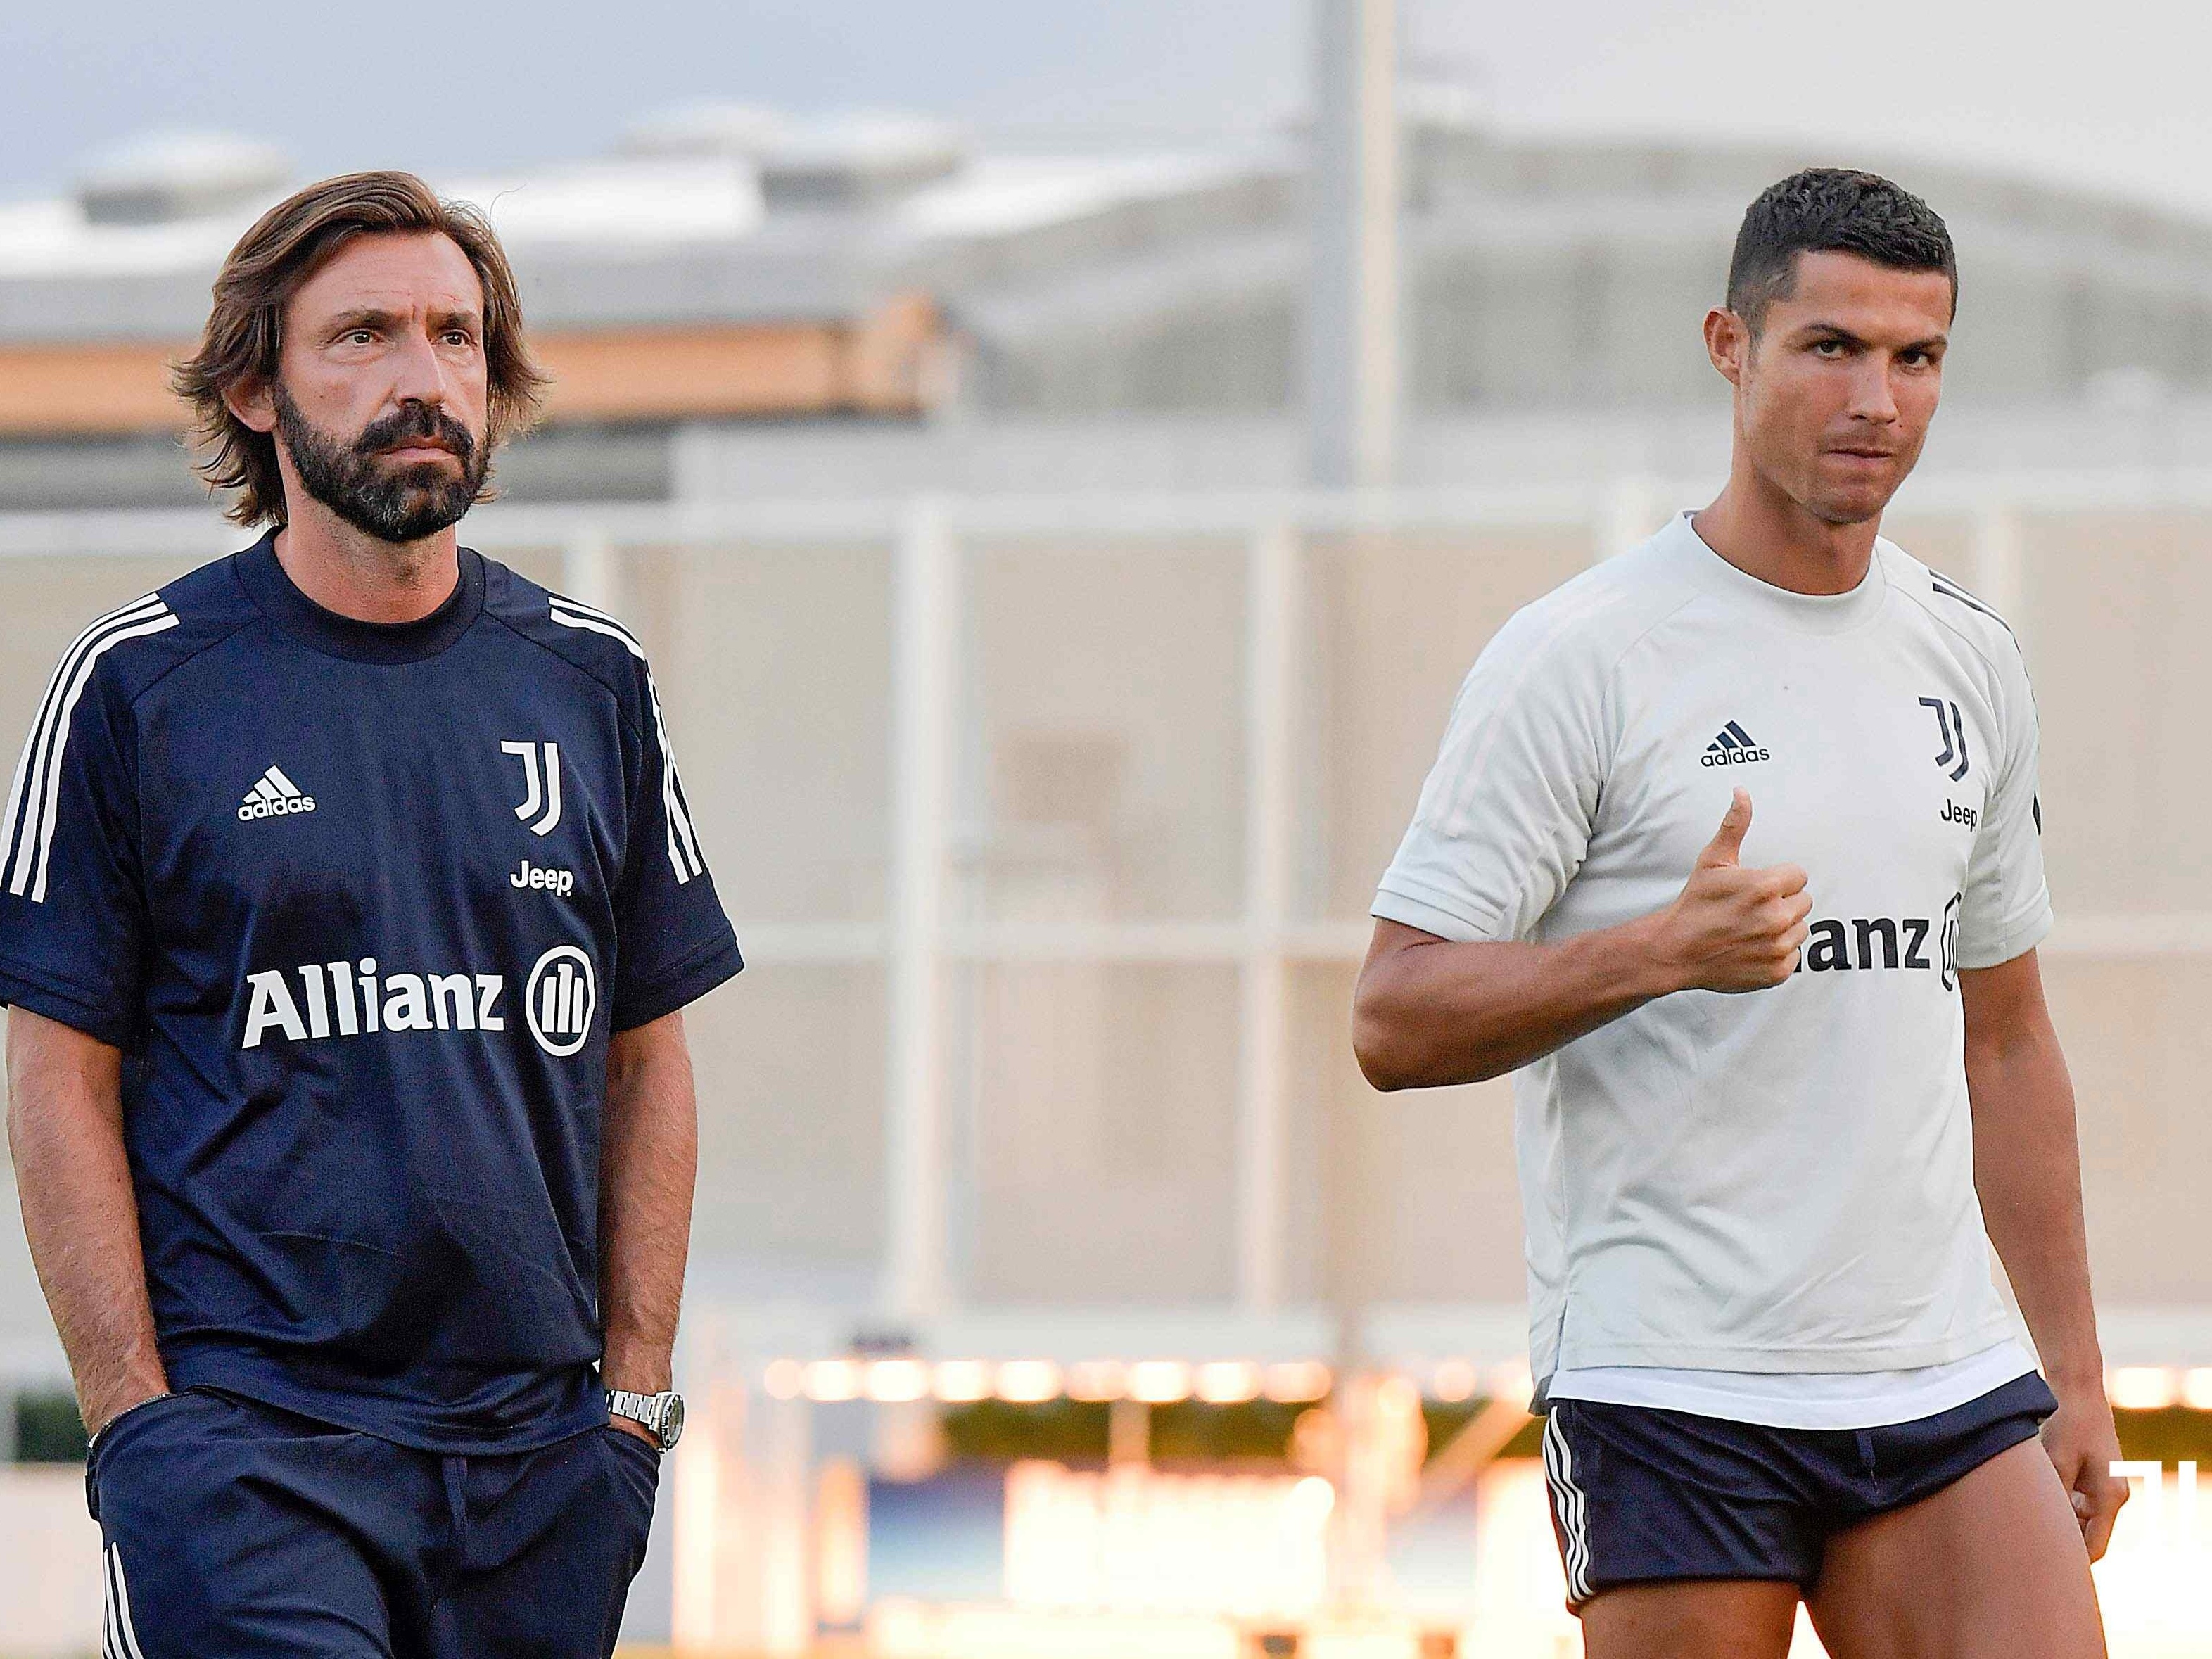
[0,173,742,1655]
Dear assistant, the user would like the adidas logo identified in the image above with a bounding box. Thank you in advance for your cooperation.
[1699,721,1772,768]
[237,765,317,822]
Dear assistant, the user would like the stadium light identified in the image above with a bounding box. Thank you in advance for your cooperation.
[1130,1361,1195,1404]
[933,1359,993,1403]
[996,1360,1062,1403]
[2185,1368,2212,1411]
[1264,1361,1333,1404]
[1430,1359,1479,1403]
[805,1358,865,1402]
[1067,1360,1130,1401]
[1487,1364,1535,1409]
[867,1358,932,1402]
[1195,1361,1263,1404]
[762,1358,804,1400]
[2111,1366,2180,1411]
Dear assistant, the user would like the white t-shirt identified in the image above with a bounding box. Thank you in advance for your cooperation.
[1374,513,2052,1425]
[1546,1340,2036,1430]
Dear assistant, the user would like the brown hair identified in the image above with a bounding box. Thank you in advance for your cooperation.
[173,170,547,526]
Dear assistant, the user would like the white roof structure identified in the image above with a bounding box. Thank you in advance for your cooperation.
[8,97,2212,508]
[0,106,1290,343]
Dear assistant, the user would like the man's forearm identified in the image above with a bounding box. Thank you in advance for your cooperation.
[1353,915,1677,1090]
[4,1008,167,1435]
[597,1012,699,1394]
[1354,794,1811,1091]
[1968,1018,2104,1388]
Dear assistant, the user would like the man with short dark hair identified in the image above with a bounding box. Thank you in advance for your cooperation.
[1354,169,2122,1656]
[1,172,740,1655]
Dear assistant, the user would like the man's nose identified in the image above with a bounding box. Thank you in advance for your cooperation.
[388,328,451,407]
[1847,357,1901,423]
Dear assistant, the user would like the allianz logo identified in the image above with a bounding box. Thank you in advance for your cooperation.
[1795,896,1963,991]
[241,945,595,1057]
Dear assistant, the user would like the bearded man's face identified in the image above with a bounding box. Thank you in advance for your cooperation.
[261,230,497,542]
[274,380,487,544]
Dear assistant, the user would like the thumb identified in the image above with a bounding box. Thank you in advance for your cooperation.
[1698,788,1753,870]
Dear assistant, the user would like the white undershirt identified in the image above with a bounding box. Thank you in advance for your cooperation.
[1546,1337,2037,1430]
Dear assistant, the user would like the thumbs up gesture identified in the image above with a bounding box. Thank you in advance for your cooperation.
[1655,789,1812,993]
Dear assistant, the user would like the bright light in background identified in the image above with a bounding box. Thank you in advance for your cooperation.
[2095,1461,2212,1658]
[736,1358,2212,1659]
[867,1359,933,1403]
[1487,1364,1535,1410]
[1264,1361,1333,1404]
[1067,1361,1129,1402]
[1128,1361,1193,1404]
[996,1361,1063,1404]
[762,1358,804,1401]
[1430,1359,1479,1403]
[934,1361,993,1403]
[1194,1361,1262,1404]
[2112,1368,2181,1411]
[805,1359,865,1403]
[1003,1461,1333,1616]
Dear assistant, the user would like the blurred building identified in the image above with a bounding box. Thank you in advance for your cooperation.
[11,101,2212,510]
[6,98,2212,1655]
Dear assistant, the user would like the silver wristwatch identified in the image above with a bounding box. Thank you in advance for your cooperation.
[606,1388,685,1451]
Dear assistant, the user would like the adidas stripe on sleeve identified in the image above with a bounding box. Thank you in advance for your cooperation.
[1,595,175,903]
[0,598,169,1044]
[545,595,706,886]
[538,590,738,1030]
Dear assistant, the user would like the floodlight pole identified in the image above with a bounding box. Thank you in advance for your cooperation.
[886,495,955,1323]
[1306,0,1403,491]
[1308,0,1405,1615]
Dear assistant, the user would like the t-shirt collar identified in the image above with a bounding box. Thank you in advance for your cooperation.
[232,530,485,663]
[1666,510,1888,635]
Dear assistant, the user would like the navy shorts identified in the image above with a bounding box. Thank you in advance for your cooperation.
[1540,1371,2059,1609]
[84,1387,660,1658]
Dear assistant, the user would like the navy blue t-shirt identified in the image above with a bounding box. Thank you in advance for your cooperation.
[0,535,742,1453]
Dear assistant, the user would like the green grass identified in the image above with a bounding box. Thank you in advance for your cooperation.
[14,1389,88,1465]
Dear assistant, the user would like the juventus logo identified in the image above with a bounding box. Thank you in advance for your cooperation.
[500,741,563,836]
[1918,697,1971,782]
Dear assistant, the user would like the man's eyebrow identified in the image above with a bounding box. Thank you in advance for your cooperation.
[322,306,403,335]
[1792,321,1948,350]
[319,304,484,335]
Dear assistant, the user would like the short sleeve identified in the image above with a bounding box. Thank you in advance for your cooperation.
[608,657,743,1030]
[1954,640,2053,970]
[0,657,147,1048]
[1373,608,1608,943]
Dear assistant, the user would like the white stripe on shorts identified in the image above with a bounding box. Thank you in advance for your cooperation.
[1543,1409,1595,1603]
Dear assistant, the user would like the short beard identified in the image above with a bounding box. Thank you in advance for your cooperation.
[273,385,490,544]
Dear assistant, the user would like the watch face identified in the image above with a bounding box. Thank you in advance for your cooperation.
[661,1394,686,1449]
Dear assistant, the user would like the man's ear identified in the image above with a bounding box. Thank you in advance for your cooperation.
[1703,307,1750,389]
[224,375,276,436]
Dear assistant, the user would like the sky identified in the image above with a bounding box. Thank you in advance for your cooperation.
[4,0,2209,217]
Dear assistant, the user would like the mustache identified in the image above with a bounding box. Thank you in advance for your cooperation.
[355,404,478,465]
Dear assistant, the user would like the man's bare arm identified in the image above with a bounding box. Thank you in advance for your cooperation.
[597,1009,699,1441]
[1960,949,2126,1559]
[4,1006,167,1436]
[1352,789,1811,1090]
